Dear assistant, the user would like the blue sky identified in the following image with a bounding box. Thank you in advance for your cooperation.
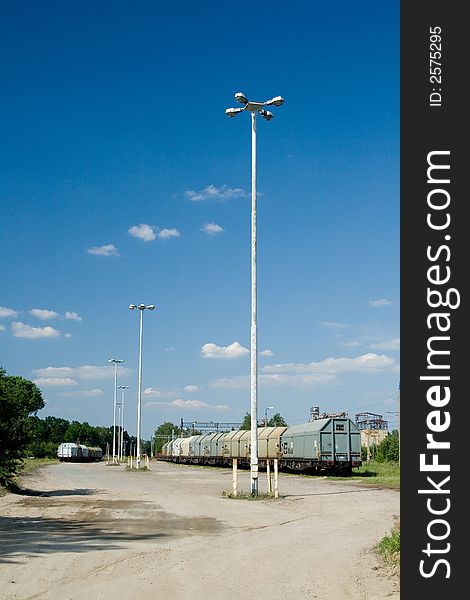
[0,1,400,439]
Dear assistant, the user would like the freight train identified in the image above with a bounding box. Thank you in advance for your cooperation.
[57,442,103,462]
[160,416,362,475]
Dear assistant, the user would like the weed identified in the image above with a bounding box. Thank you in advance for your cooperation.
[221,490,279,500]
[374,516,400,572]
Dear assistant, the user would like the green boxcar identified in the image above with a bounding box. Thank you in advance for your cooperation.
[280,418,361,472]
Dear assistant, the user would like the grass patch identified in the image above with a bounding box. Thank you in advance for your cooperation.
[330,460,400,490]
[20,457,59,474]
[125,466,150,472]
[222,490,279,500]
[1,458,59,496]
[374,516,400,573]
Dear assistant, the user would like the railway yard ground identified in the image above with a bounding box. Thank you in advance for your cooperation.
[0,460,400,600]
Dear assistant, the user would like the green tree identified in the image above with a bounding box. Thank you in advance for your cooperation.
[153,422,180,454]
[240,411,288,430]
[239,412,251,430]
[268,412,287,427]
[44,416,70,443]
[0,367,45,486]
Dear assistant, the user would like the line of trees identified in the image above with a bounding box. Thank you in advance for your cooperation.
[27,415,136,459]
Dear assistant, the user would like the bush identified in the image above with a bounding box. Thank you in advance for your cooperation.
[375,430,400,463]
[0,368,44,486]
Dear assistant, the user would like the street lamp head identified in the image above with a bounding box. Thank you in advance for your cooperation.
[109,358,124,364]
[130,303,155,311]
[266,95,285,107]
[260,109,273,121]
[234,92,248,104]
[227,94,285,120]
[225,107,243,117]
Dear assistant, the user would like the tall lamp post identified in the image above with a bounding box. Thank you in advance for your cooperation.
[108,358,124,464]
[118,384,130,461]
[265,406,274,427]
[225,92,285,495]
[129,304,155,469]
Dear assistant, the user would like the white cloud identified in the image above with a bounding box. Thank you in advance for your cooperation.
[143,387,175,398]
[210,352,398,390]
[200,341,249,359]
[143,384,202,397]
[32,364,132,380]
[128,223,156,241]
[29,308,59,320]
[33,367,74,377]
[369,298,392,307]
[61,389,105,398]
[201,222,224,234]
[145,398,229,410]
[87,244,120,256]
[64,333,72,338]
[65,311,82,321]
[157,228,180,239]
[0,324,5,331]
[11,322,61,339]
[369,338,400,351]
[33,366,74,377]
[185,184,246,202]
[262,353,397,375]
[209,373,336,390]
[260,373,337,386]
[33,377,78,386]
[27,309,82,322]
[0,306,19,318]
[183,384,201,393]
[340,341,362,348]
[211,354,397,391]
[79,365,132,379]
[260,349,274,357]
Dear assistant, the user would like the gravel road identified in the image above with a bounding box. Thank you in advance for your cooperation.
[0,461,400,600]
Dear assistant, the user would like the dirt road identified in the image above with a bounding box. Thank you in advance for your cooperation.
[0,461,399,600]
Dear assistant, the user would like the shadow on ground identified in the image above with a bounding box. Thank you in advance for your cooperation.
[0,497,224,564]
[0,514,167,564]
[16,488,96,497]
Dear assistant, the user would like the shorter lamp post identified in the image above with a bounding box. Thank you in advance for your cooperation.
[108,358,124,464]
[118,385,130,461]
[265,406,274,427]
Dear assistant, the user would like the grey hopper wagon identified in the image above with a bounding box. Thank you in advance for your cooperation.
[280,418,361,474]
